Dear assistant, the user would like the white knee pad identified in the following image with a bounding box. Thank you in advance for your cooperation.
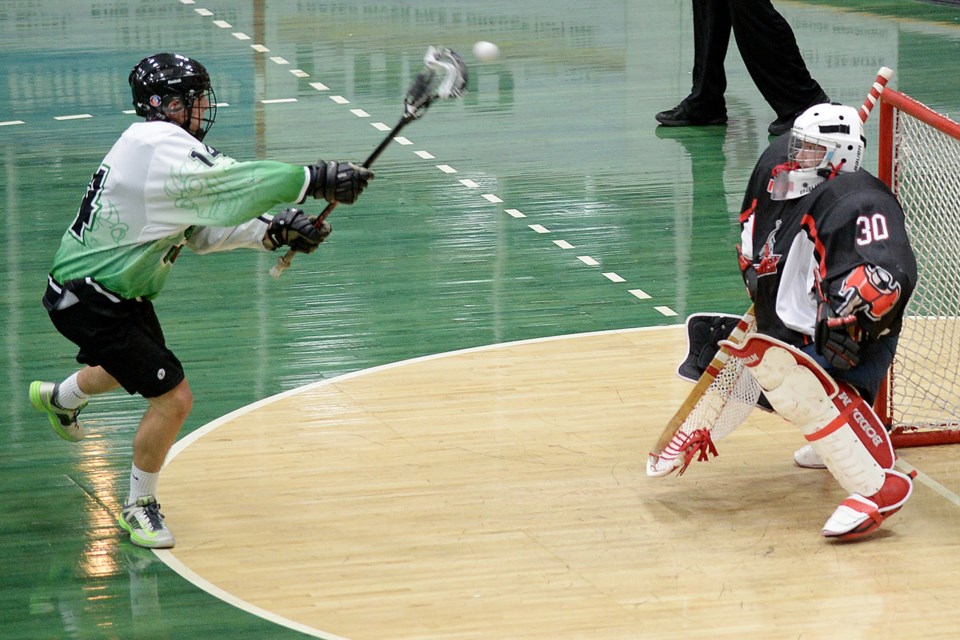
[721,334,893,496]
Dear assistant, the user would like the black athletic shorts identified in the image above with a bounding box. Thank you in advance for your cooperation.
[45,278,185,398]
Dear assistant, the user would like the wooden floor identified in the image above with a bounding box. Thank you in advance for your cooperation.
[158,326,960,640]
[5,1,960,639]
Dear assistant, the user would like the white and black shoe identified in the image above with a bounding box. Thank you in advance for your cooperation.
[118,496,176,549]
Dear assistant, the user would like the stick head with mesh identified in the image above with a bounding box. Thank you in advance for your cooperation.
[403,46,468,120]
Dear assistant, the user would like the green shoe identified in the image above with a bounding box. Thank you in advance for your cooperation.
[118,496,176,549]
[29,381,87,442]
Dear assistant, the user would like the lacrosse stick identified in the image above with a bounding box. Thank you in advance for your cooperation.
[270,46,468,278]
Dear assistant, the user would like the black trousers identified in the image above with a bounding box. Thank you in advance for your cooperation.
[681,0,826,119]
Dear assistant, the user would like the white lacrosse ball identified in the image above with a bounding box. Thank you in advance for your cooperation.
[473,40,500,62]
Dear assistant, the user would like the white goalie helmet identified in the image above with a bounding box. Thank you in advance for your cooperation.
[768,103,865,201]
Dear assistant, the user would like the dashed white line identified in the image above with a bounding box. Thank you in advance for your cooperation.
[0,120,25,127]
[158,3,674,317]
[54,114,93,121]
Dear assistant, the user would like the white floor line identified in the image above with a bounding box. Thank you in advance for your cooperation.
[896,458,960,508]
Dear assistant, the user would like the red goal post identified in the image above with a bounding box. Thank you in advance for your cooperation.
[876,88,960,447]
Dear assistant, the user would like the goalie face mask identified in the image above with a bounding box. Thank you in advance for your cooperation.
[769,103,865,201]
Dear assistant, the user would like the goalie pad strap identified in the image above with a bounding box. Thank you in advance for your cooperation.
[805,413,847,442]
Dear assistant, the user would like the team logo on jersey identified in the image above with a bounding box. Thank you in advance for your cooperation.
[837,264,901,321]
[755,220,782,277]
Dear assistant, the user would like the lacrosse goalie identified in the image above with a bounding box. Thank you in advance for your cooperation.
[651,101,918,541]
[727,102,919,540]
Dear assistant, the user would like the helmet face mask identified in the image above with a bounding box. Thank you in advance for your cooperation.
[129,53,217,141]
[768,103,865,201]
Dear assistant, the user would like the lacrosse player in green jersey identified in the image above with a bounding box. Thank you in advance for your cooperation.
[29,53,373,549]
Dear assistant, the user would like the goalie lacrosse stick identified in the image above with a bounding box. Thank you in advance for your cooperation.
[270,46,468,278]
[646,305,757,477]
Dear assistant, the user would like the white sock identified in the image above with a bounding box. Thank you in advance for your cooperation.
[56,372,89,410]
[128,464,160,504]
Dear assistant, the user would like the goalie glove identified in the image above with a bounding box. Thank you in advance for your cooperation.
[264,208,331,254]
[814,301,860,370]
[310,161,374,204]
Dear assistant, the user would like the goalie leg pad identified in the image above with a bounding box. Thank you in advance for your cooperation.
[803,382,895,495]
[721,334,892,496]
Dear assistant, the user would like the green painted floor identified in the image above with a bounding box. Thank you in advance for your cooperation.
[2,1,960,638]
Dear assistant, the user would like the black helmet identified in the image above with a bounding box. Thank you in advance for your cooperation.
[128,53,217,141]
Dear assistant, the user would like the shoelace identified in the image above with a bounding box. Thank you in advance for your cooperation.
[140,502,166,532]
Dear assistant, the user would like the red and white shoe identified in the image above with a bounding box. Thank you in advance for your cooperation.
[821,469,915,541]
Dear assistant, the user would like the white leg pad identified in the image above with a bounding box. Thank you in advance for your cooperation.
[721,334,892,496]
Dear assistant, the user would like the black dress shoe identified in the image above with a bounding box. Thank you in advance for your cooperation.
[768,94,831,136]
[655,103,727,127]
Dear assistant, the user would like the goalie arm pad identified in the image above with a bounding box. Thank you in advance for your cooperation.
[720,334,894,496]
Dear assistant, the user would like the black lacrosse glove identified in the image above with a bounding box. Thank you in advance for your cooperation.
[310,161,374,204]
[264,208,331,254]
[814,301,861,370]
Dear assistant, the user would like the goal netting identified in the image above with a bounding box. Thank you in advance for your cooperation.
[877,89,960,446]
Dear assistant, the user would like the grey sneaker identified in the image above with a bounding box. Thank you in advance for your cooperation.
[29,381,87,442]
[118,496,176,549]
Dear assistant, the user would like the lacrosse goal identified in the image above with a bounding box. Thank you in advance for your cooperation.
[876,88,960,447]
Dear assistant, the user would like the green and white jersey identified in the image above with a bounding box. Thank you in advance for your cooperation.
[51,120,311,300]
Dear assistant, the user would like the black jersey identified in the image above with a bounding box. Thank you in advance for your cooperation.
[738,136,917,346]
